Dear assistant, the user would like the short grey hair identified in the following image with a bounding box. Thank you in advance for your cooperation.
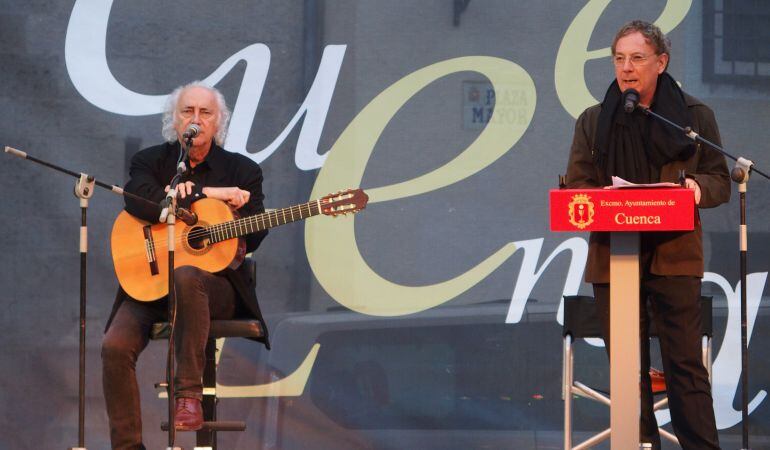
[611,20,671,68]
[161,81,231,146]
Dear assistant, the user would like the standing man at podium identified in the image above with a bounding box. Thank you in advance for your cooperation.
[565,20,730,449]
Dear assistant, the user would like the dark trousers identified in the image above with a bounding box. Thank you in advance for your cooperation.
[102,266,240,450]
[594,276,720,450]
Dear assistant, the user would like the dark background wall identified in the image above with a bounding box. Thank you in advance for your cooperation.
[1,1,768,448]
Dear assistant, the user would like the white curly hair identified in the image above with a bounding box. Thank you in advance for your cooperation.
[161,81,231,146]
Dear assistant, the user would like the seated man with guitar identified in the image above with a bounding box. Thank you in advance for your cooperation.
[102,81,270,449]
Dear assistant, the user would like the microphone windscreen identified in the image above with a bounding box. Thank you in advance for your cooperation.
[622,88,640,113]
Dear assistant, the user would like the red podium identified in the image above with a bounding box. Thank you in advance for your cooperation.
[550,187,694,450]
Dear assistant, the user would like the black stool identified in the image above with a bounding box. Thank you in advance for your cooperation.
[561,295,713,449]
[152,318,264,450]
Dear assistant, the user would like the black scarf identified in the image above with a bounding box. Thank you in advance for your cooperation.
[594,72,695,184]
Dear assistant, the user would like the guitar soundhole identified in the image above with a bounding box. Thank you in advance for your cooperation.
[183,224,211,255]
[188,226,208,249]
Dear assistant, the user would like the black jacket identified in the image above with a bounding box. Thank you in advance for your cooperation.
[106,141,270,347]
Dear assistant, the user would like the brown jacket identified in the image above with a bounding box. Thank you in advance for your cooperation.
[565,93,731,283]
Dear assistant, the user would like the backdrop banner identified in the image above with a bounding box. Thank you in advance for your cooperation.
[1,1,768,449]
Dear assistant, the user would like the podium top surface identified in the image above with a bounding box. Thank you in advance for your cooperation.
[550,188,695,232]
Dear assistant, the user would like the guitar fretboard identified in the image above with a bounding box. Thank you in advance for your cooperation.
[207,199,322,243]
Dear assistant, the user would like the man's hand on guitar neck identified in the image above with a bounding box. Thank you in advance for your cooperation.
[165,182,251,209]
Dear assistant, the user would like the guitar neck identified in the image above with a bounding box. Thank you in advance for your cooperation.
[208,199,322,243]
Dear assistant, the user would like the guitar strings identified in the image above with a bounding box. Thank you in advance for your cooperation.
[144,201,323,253]
[138,192,361,253]
[144,192,355,250]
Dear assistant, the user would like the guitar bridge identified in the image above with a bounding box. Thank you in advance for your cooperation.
[143,225,159,276]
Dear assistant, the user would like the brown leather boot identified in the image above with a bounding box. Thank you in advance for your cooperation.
[174,397,203,431]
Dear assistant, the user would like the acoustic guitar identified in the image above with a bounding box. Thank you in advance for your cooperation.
[111,188,368,301]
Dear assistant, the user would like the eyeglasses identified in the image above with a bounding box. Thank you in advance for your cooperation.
[612,54,653,67]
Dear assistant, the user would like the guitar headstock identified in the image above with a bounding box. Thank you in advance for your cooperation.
[320,188,369,216]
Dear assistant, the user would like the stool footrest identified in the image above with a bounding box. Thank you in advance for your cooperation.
[161,421,246,432]
[151,319,264,340]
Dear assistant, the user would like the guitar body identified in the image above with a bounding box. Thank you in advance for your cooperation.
[110,188,369,302]
[111,198,239,301]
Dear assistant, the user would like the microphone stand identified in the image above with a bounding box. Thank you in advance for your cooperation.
[640,106,769,450]
[160,137,192,450]
[4,145,197,450]
[73,173,93,450]
[3,146,160,450]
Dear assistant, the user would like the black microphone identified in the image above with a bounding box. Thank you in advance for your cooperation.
[622,88,640,113]
[182,124,201,140]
